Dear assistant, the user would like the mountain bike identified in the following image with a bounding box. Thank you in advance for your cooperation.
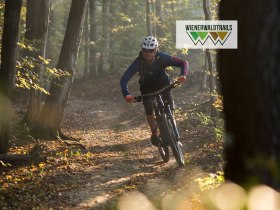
[134,80,185,167]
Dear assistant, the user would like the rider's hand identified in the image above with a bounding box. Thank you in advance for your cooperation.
[125,95,134,103]
[177,75,186,83]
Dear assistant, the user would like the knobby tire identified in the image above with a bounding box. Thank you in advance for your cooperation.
[157,114,170,162]
[159,113,185,166]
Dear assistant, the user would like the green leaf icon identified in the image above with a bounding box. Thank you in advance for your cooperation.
[190,32,199,41]
[197,32,208,41]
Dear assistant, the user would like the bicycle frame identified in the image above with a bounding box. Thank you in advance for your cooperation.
[134,81,181,141]
[154,94,180,140]
[134,80,185,166]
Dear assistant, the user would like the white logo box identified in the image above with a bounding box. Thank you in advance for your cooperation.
[176,20,238,49]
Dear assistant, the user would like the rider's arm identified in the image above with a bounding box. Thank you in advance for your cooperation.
[159,52,189,76]
[120,58,140,97]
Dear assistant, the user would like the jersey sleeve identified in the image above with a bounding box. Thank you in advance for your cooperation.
[120,58,140,97]
[159,52,189,76]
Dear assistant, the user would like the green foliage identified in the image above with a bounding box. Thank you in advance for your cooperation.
[16,40,71,95]
[195,171,224,191]
[75,0,209,74]
[197,112,213,126]
[0,1,4,9]
[196,109,225,143]
[213,94,223,112]
[17,41,37,52]
[1,0,217,85]
[211,0,221,20]
[214,127,223,143]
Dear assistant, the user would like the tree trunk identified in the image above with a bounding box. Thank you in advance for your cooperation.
[45,0,53,59]
[155,0,164,38]
[203,0,211,20]
[33,0,88,139]
[203,0,216,117]
[83,6,89,80]
[89,0,98,77]
[150,0,156,36]
[99,0,110,74]
[24,0,51,127]
[109,0,116,72]
[170,0,175,15]
[122,0,129,13]
[0,0,22,154]
[219,0,280,189]
[202,53,208,90]
[146,0,152,36]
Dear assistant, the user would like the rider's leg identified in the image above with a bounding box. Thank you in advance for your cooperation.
[142,95,160,146]
[142,95,157,131]
[162,89,175,114]
[146,114,157,134]
[147,114,160,146]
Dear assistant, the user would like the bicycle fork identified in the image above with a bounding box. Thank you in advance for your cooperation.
[164,104,180,140]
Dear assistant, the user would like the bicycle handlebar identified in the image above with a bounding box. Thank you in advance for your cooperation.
[134,80,181,102]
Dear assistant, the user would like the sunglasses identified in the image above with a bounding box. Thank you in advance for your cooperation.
[142,48,156,53]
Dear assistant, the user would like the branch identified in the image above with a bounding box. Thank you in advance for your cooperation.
[0,144,45,164]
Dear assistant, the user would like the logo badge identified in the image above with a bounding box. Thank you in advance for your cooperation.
[176,20,238,49]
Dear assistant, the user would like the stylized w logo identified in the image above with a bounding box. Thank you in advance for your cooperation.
[187,31,231,45]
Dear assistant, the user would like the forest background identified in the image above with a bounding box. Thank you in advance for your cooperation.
[1,0,280,209]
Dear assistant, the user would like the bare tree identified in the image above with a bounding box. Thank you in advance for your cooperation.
[219,0,280,189]
[33,0,88,139]
[0,0,22,154]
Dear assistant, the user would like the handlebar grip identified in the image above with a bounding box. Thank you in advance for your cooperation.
[172,80,181,88]
[134,96,143,102]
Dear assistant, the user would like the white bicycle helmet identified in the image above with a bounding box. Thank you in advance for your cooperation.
[141,36,159,49]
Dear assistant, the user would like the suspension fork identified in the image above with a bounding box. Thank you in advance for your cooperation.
[164,103,180,139]
[155,94,180,140]
[155,95,165,116]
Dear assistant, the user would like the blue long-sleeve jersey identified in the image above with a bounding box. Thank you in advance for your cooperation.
[120,51,189,97]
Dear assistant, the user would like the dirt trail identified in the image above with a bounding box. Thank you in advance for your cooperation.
[56,74,223,209]
[61,75,183,208]
[1,74,223,209]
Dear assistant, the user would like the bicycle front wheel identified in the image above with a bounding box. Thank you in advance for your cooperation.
[156,115,170,162]
[159,113,185,166]
[166,116,185,166]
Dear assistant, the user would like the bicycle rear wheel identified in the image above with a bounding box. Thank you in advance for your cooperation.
[160,113,185,166]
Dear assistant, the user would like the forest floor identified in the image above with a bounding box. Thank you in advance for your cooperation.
[0,73,224,209]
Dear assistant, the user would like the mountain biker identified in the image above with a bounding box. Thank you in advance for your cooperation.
[120,36,189,146]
